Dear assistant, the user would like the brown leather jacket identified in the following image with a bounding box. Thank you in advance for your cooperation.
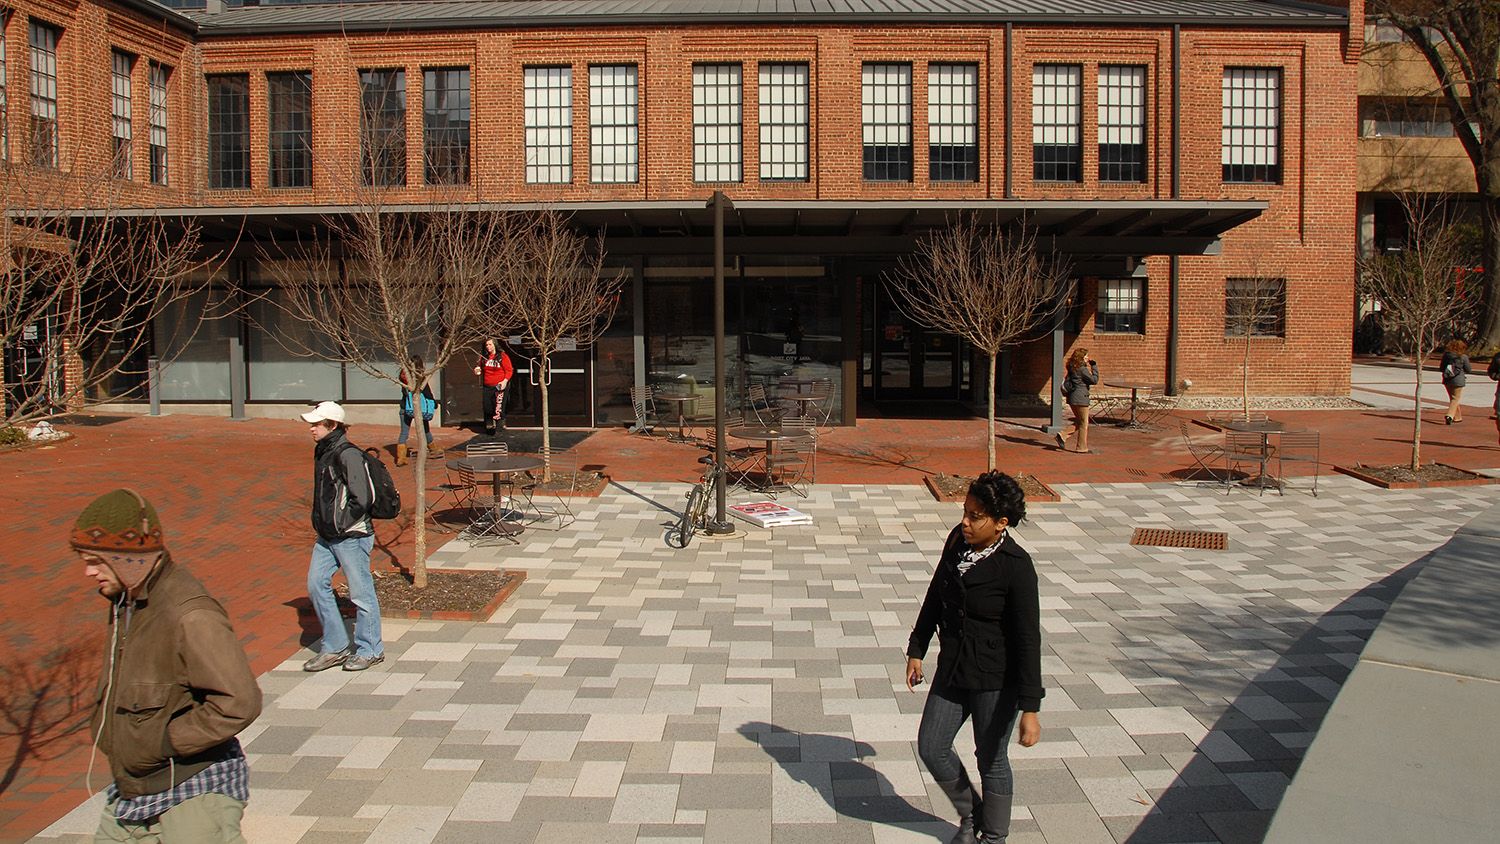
[90,556,262,799]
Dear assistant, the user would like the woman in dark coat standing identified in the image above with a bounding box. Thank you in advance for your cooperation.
[906,472,1043,844]
[1488,355,1499,445]
[1440,339,1471,424]
[1056,347,1099,453]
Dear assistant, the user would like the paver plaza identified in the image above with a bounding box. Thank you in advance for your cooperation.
[34,472,1498,844]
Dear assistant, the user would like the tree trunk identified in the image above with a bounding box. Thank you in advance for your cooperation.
[1473,192,1500,352]
[1242,336,1252,419]
[409,387,428,589]
[539,356,553,483]
[986,353,998,471]
[1411,352,1424,472]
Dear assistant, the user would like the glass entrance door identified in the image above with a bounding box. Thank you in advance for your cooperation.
[872,284,962,401]
[505,345,594,428]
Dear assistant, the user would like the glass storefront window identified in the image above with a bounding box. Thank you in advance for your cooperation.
[154,271,236,401]
[245,266,342,400]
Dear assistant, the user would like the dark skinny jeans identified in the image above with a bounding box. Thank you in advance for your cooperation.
[916,678,1021,795]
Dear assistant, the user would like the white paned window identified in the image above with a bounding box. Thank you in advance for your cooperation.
[149,63,169,185]
[589,65,638,184]
[928,63,978,182]
[862,63,912,182]
[30,21,60,168]
[525,66,573,184]
[1032,64,1081,182]
[693,64,742,183]
[1096,278,1146,333]
[112,50,134,179]
[1222,67,1281,183]
[1098,65,1146,182]
[758,63,808,182]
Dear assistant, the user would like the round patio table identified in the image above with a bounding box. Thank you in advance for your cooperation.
[446,454,546,538]
[1101,379,1164,428]
[1220,419,1306,489]
[655,393,701,442]
[727,426,814,492]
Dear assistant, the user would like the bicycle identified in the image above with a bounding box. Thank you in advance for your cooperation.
[670,453,724,548]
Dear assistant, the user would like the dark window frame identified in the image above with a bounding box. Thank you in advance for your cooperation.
[589,63,638,184]
[1098,65,1147,183]
[928,62,979,183]
[359,67,406,187]
[149,62,169,186]
[524,65,573,185]
[267,70,312,189]
[29,20,60,169]
[111,50,134,180]
[1224,277,1287,338]
[862,62,913,182]
[692,62,743,184]
[207,73,250,190]
[1032,63,1082,183]
[423,66,471,186]
[1096,278,1147,334]
[758,62,809,182]
[1221,67,1282,184]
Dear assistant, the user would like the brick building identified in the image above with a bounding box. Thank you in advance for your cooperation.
[3,0,1362,427]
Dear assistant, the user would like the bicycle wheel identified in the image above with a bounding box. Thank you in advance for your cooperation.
[673,485,706,548]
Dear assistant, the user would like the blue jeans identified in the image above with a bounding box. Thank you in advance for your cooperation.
[916,680,1021,795]
[398,409,433,445]
[307,535,381,658]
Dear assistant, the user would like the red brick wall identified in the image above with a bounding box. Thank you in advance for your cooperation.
[5,2,1359,397]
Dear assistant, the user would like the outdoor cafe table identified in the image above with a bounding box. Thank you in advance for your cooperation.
[1101,379,1164,428]
[1220,419,1307,489]
[727,425,814,491]
[655,393,701,442]
[446,454,546,538]
[778,392,825,421]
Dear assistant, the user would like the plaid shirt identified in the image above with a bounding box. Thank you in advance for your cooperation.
[106,739,248,822]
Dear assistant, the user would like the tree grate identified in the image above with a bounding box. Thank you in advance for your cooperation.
[1130,528,1227,550]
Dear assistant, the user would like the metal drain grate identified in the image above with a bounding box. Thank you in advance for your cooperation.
[1130,528,1227,550]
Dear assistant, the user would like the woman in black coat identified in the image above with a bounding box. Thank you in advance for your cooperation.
[1440,339,1471,424]
[906,472,1043,844]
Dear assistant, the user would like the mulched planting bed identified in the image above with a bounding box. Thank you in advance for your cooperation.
[334,569,523,621]
[926,472,1060,503]
[527,469,610,496]
[1334,462,1497,489]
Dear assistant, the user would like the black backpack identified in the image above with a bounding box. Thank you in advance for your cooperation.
[340,443,402,519]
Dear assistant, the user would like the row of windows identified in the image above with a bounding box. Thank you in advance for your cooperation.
[1,19,171,183]
[1084,277,1286,337]
[206,61,1284,190]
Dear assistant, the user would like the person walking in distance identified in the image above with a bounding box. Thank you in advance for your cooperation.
[1055,347,1099,453]
[301,401,384,672]
[74,488,262,842]
[395,354,438,467]
[1440,339,1471,424]
[906,472,1043,844]
[476,338,513,434]
[1488,355,1499,445]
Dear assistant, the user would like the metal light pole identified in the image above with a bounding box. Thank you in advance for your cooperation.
[706,191,735,535]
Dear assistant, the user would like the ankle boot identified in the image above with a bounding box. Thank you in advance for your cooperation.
[428,442,445,459]
[977,791,1012,844]
[394,443,408,467]
[935,771,982,844]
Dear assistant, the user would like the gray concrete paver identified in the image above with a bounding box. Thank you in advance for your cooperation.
[30,476,1500,843]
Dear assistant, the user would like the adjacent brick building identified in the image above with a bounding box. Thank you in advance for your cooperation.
[3,0,1363,426]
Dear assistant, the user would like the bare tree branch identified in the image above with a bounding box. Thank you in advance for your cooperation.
[885,219,1071,470]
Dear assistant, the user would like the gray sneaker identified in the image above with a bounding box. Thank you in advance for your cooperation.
[342,653,385,671]
[303,649,350,672]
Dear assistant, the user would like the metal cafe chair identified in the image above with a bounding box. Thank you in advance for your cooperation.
[630,385,659,435]
[1178,421,1233,487]
[767,438,815,497]
[1223,431,1269,495]
[1276,431,1321,497]
[705,417,759,486]
[520,446,579,529]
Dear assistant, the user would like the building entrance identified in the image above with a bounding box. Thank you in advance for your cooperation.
[506,346,594,428]
[870,282,964,402]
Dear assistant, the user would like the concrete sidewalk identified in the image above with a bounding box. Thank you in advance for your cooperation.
[32,474,1500,844]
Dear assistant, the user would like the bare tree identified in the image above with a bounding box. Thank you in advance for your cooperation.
[265,147,501,587]
[1358,193,1476,469]
[2,158,213,430]
[479,211,619,479]
[885,219,1071,471]
[1223,270,1289,420]
[1372,0,1500,350]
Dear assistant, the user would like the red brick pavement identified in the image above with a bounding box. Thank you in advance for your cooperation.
[2,406,1497,841]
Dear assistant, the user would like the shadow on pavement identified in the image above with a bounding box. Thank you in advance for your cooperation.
[737,720,951,836]
[1120,559,1426,844]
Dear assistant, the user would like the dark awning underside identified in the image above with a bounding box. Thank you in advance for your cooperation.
[117,198,1267,273]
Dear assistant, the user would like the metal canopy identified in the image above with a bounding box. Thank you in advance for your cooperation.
[131,198,1267,266]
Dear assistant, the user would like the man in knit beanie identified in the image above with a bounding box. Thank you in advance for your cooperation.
[72,489,262,842]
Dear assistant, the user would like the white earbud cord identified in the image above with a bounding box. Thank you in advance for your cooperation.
[86,594,126,796]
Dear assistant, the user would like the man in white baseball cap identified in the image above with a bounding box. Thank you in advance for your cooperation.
[299,401,384,672]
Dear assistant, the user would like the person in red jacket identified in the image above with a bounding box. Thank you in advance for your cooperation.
[475,338,513,434]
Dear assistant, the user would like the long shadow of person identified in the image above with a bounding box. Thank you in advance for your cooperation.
[737,720,954,838]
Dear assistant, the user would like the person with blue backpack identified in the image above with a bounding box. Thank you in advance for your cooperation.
[300,401,385,672]
[396,354,439,467]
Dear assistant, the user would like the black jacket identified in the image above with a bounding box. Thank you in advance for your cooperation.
[1440,351,1471,387]
[908,525,1045,711]
[311,428,373,542]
